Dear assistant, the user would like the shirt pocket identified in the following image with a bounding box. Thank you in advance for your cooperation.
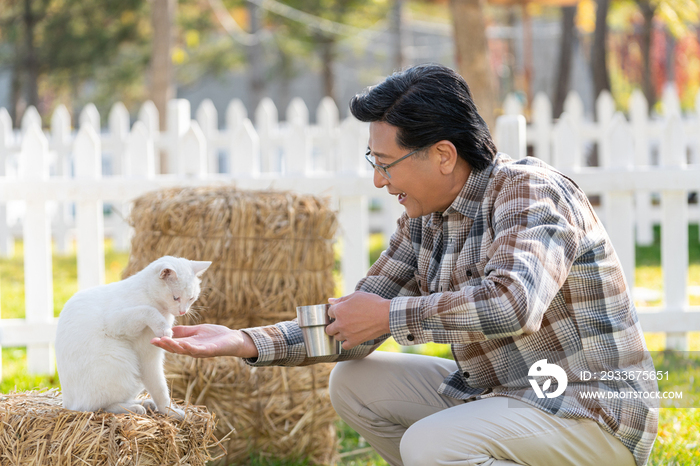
[450,259,488,290]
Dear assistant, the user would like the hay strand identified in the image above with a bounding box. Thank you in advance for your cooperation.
[0,389,222,466]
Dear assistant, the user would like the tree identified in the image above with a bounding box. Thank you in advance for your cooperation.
[553,5,578,118]
[633,0,699,112]
[591,0,612,106]
[150,0,176,131]
[449,0,496,130]
[0,0,148,122]
[260,0,389,107]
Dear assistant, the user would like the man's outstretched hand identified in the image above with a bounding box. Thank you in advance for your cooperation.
[150,324,259,359]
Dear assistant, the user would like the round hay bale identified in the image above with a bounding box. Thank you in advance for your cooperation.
[0,389,222,465]
[165,355,339,465]
[122,187,338,329]
[123,187,340,465]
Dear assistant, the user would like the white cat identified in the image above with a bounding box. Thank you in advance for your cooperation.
[55,255,211,419]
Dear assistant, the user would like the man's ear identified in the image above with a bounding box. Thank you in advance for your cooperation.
[434,140,459,175]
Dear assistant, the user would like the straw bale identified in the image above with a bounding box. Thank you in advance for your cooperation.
[123,187,340,465]
[165,355,339,465]
[0,389,222,466]
[123,187,338,329]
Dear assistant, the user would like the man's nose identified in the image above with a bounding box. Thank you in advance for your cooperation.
[373,169,389,188]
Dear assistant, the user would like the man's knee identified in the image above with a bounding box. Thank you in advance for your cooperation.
[399,418,447,466]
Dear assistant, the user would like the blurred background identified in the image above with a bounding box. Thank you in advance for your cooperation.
[1,0,698,133]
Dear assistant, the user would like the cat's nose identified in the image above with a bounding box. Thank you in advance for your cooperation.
[178,310,187,316]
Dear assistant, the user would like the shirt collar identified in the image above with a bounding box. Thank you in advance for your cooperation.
[441,152,504,220]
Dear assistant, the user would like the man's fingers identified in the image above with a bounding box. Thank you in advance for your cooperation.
[328,294,351,304]
[341,339,356,351]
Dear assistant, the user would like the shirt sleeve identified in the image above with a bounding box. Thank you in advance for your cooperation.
[389,170,583,346]
[240,215,416,367]
[241,320,389,367]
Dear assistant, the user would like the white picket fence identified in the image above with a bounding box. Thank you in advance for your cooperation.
[0,89,699,379]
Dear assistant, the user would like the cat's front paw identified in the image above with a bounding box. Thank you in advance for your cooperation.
[163,405,186,420]
[153,326,173,338]
[140,398,157,412]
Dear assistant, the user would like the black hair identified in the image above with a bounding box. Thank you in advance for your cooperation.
[349,63,497,171]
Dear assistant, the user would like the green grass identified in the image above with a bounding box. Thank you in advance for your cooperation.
[2,226,700,465]
[634,224,700,307]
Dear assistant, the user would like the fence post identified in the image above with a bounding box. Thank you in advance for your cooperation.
[125,121,156,179]
[196,99,220,174]
[226,99,248,175]
[604,113,635,292]
[495,114,526,160]
[502,93,523,116]
[596,91,615,168]
[338,195,369,296]
[0,107,14,257]
[285,98,311,175]
[226,99,247,133]
[180,121,207,177]
[79,103,101,132]
[50,105,73,254]
[138,101,161,174]
[108,102,130,175]
[21,106,42,136]
[337,115,370,295]
[629,90,654,246]
[531,93,552,163]
[165,99,191,174]
[563,91,584,133]
[108,102,131,252]
[338,116,366,175]
[661,83,681,118]
[660,114,688,350]
[316,96,340,172]
[20,125,55,375]
[74,125,105,291]
[256,98,279,173]
[552,113,580,170]
[230,118,260,177]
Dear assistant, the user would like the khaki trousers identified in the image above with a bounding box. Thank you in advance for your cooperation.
[329,351,636,466]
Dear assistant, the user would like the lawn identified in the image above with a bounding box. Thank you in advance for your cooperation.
[1,224,700,465]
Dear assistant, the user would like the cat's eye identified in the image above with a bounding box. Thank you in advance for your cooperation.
[173,296,180,302]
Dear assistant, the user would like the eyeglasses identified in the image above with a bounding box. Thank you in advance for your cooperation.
[364,146,429,180]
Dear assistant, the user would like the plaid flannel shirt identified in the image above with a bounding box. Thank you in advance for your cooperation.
[243,153,658,466]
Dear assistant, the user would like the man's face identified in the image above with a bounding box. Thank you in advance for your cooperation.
[367,121,455,218]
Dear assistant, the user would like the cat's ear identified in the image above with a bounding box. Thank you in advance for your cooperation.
[160,267,177,280]
[191,260,212,278]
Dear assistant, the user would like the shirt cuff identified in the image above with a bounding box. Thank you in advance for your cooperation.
[241,325,288,366]
[389,295,434,345]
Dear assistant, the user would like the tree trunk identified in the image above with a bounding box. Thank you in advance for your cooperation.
[391,0,406,71]
[449,0,496,131]
[247,1,265,111]
[11,52,24,128]
[320,36,336,105]
[23,0,39,109]
[553,6,577,118]
[149,0,176,132]
[638,0,656,112]
[591,0,611,107]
